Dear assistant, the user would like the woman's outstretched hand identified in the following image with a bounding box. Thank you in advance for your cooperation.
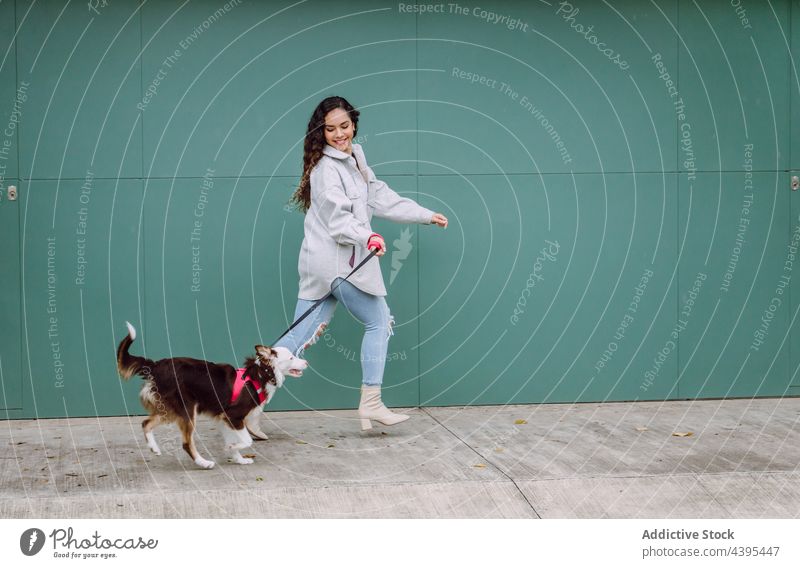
[367,233,386,257]
[430,213,448,228]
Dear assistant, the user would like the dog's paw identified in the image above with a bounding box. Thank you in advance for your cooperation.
[228,451,254,465]
[195,458,215,469]
[145,433,161,455]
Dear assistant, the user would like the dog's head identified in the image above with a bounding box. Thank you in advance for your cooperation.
[254,345,308,387]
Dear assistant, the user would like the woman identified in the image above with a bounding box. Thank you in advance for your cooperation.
[278,96,448,430]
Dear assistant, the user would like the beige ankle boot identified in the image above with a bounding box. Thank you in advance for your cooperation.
[358,385,409,430]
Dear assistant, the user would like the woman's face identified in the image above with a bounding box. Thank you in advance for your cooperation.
[323,108,354,154]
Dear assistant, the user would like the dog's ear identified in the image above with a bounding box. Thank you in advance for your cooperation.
[255,345,274,360]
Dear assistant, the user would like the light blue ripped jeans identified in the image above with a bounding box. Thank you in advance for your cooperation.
[274,277,395,386]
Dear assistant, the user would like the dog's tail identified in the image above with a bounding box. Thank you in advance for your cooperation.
[117,321,155,380]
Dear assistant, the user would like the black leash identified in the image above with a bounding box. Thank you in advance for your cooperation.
[271,248,379,346]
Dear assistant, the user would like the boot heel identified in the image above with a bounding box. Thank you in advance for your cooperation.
[360,418,373,431]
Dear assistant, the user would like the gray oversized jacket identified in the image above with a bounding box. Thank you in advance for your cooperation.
[297,143,434,299]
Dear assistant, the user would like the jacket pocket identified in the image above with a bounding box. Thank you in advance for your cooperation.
[345,184,363,199]
[346,186,368,221]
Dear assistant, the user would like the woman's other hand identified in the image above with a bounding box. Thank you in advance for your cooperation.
[430,213,448,228]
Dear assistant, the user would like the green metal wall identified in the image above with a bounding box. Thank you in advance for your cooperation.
[1,0,799,419]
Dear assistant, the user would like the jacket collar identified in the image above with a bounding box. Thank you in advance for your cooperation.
[322,143,351,160]
[323,142,366,166]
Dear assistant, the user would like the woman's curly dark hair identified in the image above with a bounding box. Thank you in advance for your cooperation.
[290,96,360,213]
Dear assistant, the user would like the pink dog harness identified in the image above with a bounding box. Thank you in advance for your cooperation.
[231,368,267,405]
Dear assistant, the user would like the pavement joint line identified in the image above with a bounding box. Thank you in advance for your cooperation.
[0,477,548,498]
[692,473,738,518]
[503,470,800,483]
[0,480,546,518]
[420,407,541,519]
[2,470,794,501]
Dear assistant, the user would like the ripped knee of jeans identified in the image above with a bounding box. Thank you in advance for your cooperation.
[300,321,330,354]
[386,313,395,341]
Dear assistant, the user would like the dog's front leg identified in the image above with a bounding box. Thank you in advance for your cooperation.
[223,424,254,465]
[245,404,269,441]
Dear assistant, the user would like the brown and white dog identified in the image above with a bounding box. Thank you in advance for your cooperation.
[116,322,307,469]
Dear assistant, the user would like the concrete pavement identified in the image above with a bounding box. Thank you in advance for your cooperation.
[1,398,799,518]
